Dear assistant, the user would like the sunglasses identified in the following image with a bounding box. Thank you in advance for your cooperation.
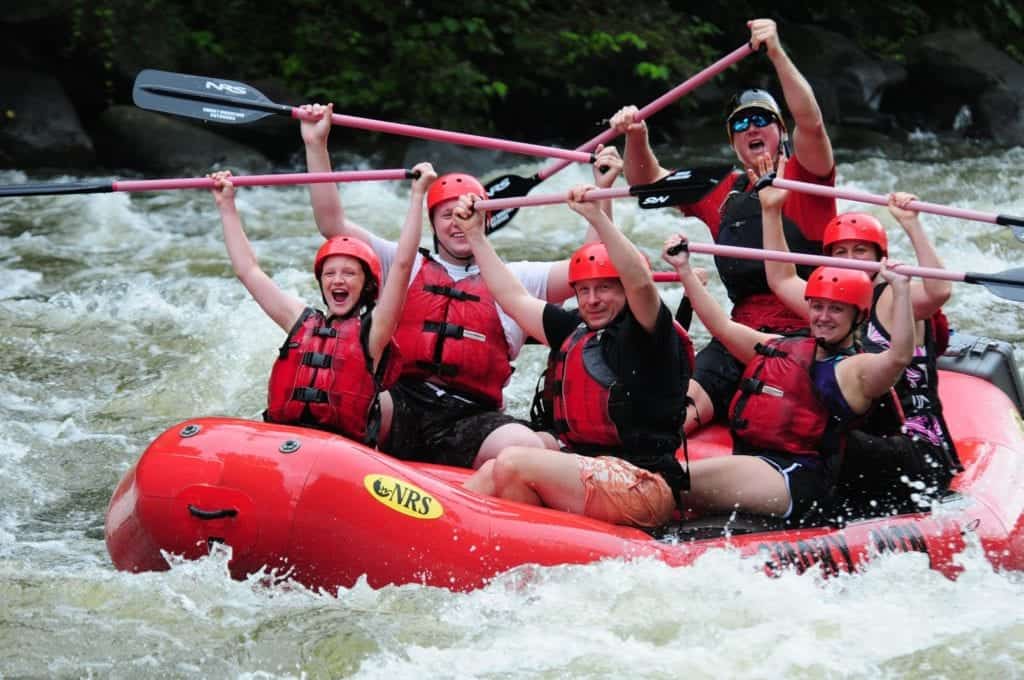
[730,113,774,134]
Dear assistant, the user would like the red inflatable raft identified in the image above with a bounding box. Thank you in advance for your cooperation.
[105,333,1024,591]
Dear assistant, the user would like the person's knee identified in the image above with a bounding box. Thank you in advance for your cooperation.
[474,423,543,467]
[491,446,534,489]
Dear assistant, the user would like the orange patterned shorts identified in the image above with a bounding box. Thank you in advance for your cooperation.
[577,455,676,528]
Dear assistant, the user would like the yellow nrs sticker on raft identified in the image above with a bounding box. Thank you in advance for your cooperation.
[364,475,444,519]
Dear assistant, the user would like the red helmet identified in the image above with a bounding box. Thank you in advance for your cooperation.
[568,242,620,284]
[823,212,888,257]
[314,237,382,296]
[426,173,486,213]
[804,266,873,315]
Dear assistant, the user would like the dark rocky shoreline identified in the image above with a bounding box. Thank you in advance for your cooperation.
[2,9,1022,178]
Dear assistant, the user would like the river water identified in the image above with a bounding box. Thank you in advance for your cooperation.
[2,138,1024,678]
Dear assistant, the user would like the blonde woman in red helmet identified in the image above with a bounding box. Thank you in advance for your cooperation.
[663,233,916,525]
[299,103,623,469]
[758,156,962,516]
[209,163,435,445]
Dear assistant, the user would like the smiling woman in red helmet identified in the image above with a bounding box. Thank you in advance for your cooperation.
[298,103,624,470]
[610,18,838,438]
[663,233,916,525]
[454,185,693,529]
[758,157,962,516]
[209,164,435,444]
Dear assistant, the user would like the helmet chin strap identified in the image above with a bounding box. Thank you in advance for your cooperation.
[433,231,474,266]
[815,313,862,354]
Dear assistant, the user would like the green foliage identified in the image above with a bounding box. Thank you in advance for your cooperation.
[57,0,1024,135]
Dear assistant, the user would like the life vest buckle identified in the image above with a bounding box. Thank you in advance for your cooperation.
[424,321,465,339]
[423,284,481,302]
[301,351,333,369]
[292,387,329,403]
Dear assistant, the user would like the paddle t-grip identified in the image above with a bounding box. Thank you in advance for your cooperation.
[666,242,688,256]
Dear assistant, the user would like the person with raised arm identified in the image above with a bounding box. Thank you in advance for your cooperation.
[758,157,961,515]
[662,234,915,524]
[610,18,837,435]
[299,104,622,468]
[456,185,693,528]
[210,163,435,445]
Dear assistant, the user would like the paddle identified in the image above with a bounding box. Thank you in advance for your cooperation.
[474,165,734,213]
[655,240,1024,303]
[483,42,756,232]
[752,172,1024,242]
[0,169,416,197]
[132,69,595,165]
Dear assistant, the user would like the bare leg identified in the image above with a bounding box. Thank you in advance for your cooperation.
[684,379,715,435]
[682,455,791,516]
[490,446,587,513]
[463,459,497,495]
[472,422,558,468]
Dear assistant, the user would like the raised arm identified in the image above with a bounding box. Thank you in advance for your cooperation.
[750,19,834,177]
[888,191,952,319]
[609,105,672,186]
[455,196,548,343]
[568,184,661,332]
[366,163,436,366]
[300,102,377,243]
[757,156,809,318]
[211,171,304,332]
[662,234,774,363]
[542,146,626,304]
[837,260,914,412]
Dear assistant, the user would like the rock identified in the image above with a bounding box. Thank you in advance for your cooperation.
[780,23,905,130]
[93,106,272,174]
[0,69,95,168]
[896,30,1024,146]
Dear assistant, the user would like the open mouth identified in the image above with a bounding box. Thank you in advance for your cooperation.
[747,139,766,153]
[330,289,350,305]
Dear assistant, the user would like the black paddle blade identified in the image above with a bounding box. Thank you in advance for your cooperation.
[484,173,541,233]
[132,69,288,124]
[968,267,1024,303]
[0,180,114,197]
[631,165,734,209]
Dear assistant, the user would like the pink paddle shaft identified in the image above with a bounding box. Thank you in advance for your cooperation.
[290,109,594,165]
[475,187,628,212]
[112,169,411,192]
[652,242,966,283]
[773,178,1005,225]
[535,43,756,180]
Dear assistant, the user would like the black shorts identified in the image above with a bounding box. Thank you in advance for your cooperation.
[692,338,744,421]
[382,381,531,469]
[737,451,832,525]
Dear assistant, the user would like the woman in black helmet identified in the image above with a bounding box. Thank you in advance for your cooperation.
[609,18,838,436]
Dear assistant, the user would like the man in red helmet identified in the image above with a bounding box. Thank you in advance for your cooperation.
[609,18,837,435]
[299,104,623,468]
[455,185,693,529]
[664,232,917,525]
[208,164,435,445]
[758,162,962,516]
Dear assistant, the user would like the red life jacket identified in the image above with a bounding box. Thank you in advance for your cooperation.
[393,252,512,407]
[265,308,401,443]
[546,320,695,450]
[728,336,827,456]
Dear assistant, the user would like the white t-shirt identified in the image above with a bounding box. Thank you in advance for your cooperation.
[368,233,553,358]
